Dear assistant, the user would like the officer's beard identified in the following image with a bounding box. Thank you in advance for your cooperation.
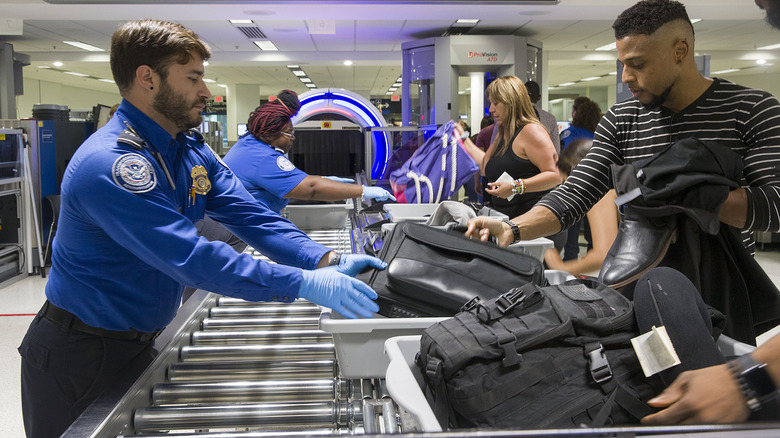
[766,0,780,29]
[152,79,206,132]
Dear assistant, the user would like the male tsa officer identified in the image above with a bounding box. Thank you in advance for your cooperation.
[18,18,384,438]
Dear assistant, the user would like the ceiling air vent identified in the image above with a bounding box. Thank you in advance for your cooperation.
[235,26,267,40]
[442,26,474,36]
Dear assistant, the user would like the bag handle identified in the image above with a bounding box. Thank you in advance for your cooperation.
[401,222,539,275]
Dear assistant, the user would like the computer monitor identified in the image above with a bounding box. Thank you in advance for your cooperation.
[237,123,248,137]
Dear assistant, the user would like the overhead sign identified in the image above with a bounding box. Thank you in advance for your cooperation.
[450,36,515,65]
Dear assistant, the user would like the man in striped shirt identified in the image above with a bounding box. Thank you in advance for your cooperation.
[468,0,780,261]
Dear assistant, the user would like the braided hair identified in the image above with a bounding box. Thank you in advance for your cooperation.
[247,89,300,141]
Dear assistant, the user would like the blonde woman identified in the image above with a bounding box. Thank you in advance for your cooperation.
[456,75,561,218]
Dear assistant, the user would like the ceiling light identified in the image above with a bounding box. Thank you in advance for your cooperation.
[758,43,780,50]
[393,82,402,87]
[581,76,601,81]
[292,70,306,76]
[300,77,312,83]
[595,42,617,51]
[458,91,466,95]
[287,65,299,68]
[455,19,480,25]
[690,18,702,24]
[343,60,353,66]
[757,59,767,65]
[37,65,50,69]
[218,84,228,88]
[608,71,617,75]
[64,71,89,77]
[229,19,254,24]
[52,61,63,67]
[711,68,741,74]
[389,87,397,91]
[98,78,115,83]
[306,83,317,88]
[203,61,209,66]
[63,41,104,52]
[253,40,278,51]
[203,78,216,83]
[558,82,576,87]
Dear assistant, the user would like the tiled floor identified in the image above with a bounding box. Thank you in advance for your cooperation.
[2,249,780,438]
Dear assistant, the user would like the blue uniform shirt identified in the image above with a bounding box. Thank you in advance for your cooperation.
[223,134,308,214]
[560,125,594,150]
[46,100,331,333]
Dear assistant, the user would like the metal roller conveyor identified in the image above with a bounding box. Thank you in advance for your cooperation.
[201,316,322,330]
[167,359,338,382]
[209,304,323,318]
[133,401,351,432]
[120,429,338,438]
[180,342,335,362]
[151,378,349,405]
[191,329,331,345]
[216,297,318,307]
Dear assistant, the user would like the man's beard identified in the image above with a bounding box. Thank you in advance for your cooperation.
[766,0,780,29]
[641,83,674,110]
[152,79,205,132]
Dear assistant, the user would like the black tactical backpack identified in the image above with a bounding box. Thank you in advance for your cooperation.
[417,278,664,429]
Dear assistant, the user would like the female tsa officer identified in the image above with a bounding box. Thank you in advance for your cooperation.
[223,89,395,214]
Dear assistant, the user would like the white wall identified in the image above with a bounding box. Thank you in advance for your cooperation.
[720,73,780,98]
[17,78,121,119]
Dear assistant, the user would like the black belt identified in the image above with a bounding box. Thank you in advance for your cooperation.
[40,301,163,342]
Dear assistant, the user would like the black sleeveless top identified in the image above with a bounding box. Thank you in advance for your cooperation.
[484,125,551,218]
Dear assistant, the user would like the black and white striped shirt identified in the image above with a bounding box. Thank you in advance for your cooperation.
[538,78,780,254]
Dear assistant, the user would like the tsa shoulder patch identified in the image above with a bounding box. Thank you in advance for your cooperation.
[276,156,296,172]
[112,153,157,193]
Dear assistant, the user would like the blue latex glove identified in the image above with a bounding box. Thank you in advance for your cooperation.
[331,253,387,277]
[298,269,379,318]
[323,176,355,183]
[362,186,396,202]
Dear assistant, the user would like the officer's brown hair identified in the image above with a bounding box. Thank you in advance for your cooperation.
[110,19,211,96]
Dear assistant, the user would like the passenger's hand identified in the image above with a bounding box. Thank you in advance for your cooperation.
[362,186,396,202]
[323,176,355,183]
[330,253,387,277]
[486,181,514,199]
[465,217,513,246]
[298,269,379,318]
[641,364,749,425]
[452,121,465,137]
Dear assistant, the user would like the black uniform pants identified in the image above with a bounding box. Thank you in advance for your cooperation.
[18,309,154,438]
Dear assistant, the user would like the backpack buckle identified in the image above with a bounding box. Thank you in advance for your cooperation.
[495,288,526,314]
[460,296,481,312]
[587,345,613,384]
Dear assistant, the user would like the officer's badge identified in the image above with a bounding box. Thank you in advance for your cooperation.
[191,165,211,195]
[276,156,296,172]
[113,153,156,193]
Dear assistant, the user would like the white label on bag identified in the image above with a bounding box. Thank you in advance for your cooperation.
[631,325,681,377]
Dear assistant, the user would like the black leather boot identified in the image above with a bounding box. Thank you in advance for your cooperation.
[598,209,677,289]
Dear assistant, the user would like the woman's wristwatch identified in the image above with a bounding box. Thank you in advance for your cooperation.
[728,353,777,412]
[502,219,521,244]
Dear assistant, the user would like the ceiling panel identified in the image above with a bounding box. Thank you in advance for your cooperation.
[1,0,777,106]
